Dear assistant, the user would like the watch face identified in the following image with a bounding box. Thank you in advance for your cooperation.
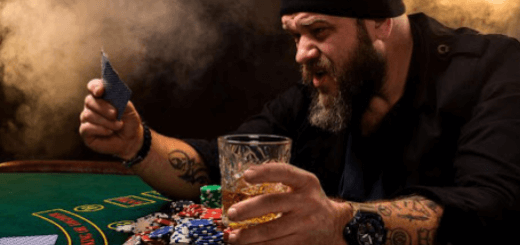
[345,212,386,245]
[357,220,385,245]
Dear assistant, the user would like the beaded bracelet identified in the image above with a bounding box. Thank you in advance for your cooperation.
[122,122,152,168]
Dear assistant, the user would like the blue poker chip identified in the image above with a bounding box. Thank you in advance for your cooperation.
[189,228,218,236]
[196,238,224,243]
[149,226,173,239]
[190,231,218,239]
[188,219,214,228]
[197,233,224,240]
[191,225,217,230]
[195,241,225,245]
[171,236,191,243]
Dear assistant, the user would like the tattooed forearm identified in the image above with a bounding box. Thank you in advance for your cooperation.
[397,214,430,222]
[168,150,210,186]
[387,229,412,245]
[352,196,443,245]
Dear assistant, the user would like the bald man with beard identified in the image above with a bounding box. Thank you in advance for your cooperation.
[80,0,520,244]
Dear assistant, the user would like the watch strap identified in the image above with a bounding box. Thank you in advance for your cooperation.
[122,122,152,168]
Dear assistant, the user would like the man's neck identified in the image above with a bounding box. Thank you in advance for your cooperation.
[360,15,414,136]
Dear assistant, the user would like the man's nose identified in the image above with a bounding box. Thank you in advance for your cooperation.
[295,37,320,65]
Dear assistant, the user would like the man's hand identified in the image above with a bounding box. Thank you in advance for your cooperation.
[226,163,352,245]
[79,79,143,160]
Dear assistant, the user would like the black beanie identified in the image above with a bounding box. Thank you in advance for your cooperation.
[280,0,406,19]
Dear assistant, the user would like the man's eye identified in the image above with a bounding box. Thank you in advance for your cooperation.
[312,28,326,37]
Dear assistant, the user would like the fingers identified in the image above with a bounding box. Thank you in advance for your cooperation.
[87,79,105,97]
[244,163,319,190]
[228,191,302,222]
[84,94,119,120]
[229,214,299,244]
[80,107,123,131]
[229,211,327,245]
[79,121,115,138]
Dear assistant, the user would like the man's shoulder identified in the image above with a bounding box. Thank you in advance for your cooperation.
[409,12,520,60]
[407,13,520,118]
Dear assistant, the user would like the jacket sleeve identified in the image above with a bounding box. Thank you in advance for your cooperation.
[403,37,520,244]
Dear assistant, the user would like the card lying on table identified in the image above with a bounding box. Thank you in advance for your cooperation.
[0,234,58,245]
[101,51,132,120]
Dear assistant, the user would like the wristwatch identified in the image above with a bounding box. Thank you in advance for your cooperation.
[343,210,386,245]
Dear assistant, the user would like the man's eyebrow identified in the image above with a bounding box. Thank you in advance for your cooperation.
[300,18,328,26]
[281,17,328,33]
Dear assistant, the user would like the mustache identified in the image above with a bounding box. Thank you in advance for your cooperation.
[301,56,335,85]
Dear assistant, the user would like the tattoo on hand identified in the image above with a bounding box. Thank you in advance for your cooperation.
[168,150,210,185]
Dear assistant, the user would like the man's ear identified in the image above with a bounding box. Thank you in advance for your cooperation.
[372,18,392,40]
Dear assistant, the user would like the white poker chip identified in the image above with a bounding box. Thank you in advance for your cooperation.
[134,216,156,233]
[116,224,136,233]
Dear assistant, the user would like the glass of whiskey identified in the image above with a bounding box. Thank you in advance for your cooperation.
[218,134,292,229]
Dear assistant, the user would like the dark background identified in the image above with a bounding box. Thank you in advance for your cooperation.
[0,0,518,162]
[0,0,299,161]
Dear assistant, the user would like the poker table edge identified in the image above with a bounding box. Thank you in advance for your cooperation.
[0,160,135,175]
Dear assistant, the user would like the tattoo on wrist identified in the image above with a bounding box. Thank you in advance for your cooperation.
[386,229,411,245]
[168,150,210,185]
[417,229,435,245]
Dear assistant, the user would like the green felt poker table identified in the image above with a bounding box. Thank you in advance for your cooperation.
[0,160,173,245]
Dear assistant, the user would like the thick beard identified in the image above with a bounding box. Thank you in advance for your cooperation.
[304,20,387,133]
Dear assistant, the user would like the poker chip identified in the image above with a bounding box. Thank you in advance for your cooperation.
[195,241,225,245]
[123,234,142,245]
[149,226,174,239]
[188,219,214,228]
[171,200,195,213]
[116,223,136,233]
[170,231,191,244]
[135,216,158,233]
[178,204,206,218]
[156,218,176,226]
[200,209,222,220]
[174,216,195,226]
[200,185,221,208]
[122,199,230,245]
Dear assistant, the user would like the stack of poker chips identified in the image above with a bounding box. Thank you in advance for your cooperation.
[200,185,221,208]
[171,219,227,245]
[119,185,231,245]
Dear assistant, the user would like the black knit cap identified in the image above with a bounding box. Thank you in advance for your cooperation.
[280,0,406,19]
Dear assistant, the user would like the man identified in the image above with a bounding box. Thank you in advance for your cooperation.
[79,0,520,244]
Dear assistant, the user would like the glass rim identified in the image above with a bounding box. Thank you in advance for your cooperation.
[218,134,292,145]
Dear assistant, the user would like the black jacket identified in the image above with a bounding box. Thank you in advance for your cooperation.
[186,13,520,244]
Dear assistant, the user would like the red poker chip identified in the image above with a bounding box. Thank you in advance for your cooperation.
[141,234,153,242]
[200,213,221,220]
[155,218,175,226]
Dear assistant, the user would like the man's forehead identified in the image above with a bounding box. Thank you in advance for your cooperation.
[281,12,335,29]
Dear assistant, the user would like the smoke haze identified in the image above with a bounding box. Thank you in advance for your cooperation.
[0,0,518,161]
[404,0,520,39]
[0,0,291,160]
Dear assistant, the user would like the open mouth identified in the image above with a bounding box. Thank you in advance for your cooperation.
[314,70,326,78]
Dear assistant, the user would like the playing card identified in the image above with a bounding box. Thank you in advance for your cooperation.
[101,51,132,120]
[0,234,58,245]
